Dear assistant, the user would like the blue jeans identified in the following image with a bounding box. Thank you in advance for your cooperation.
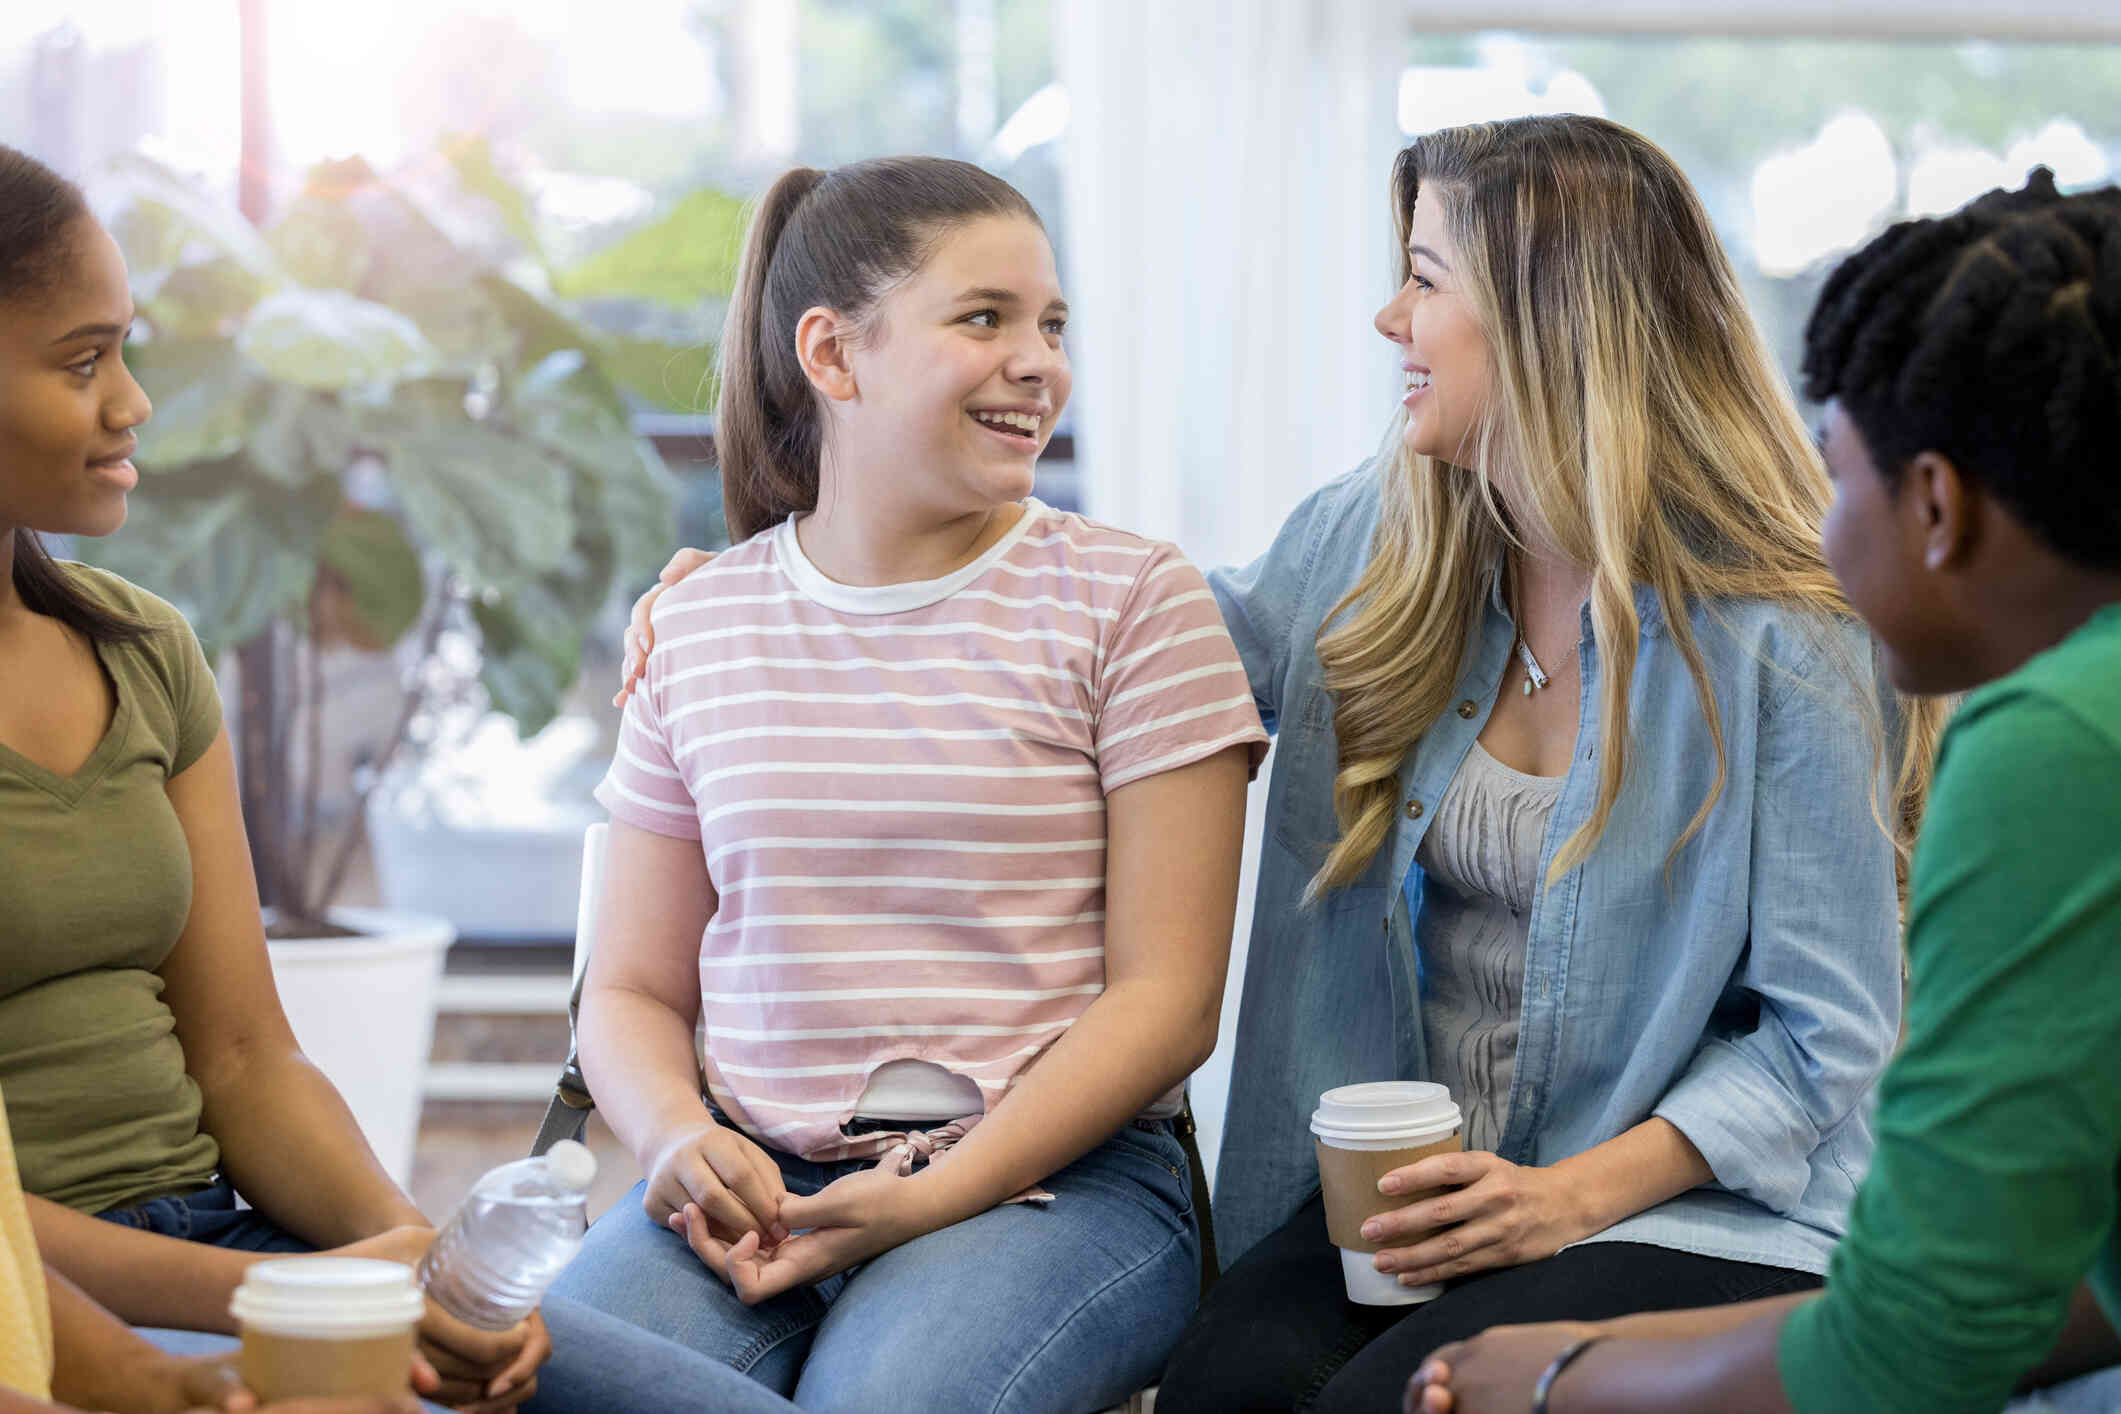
[2006,1368,2121,1413]
[550,1120,1200,1414]
[98,1182,801,1414]
[98,1180,314,1252]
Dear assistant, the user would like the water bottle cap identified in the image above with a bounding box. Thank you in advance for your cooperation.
[545,1139,597,1192]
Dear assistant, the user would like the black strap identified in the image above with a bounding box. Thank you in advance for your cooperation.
[531,1063,593,1157]
[1175,1101,1220,1296]
[531,966,595,1158]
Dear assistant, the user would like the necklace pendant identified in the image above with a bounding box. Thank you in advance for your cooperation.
[1514,637,1550,694]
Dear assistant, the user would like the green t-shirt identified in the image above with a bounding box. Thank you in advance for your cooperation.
[1780,602,2121,1414]
[0,565,222,1213]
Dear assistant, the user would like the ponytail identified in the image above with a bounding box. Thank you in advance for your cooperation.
[713,157,1042,541]
[717,167,829,542]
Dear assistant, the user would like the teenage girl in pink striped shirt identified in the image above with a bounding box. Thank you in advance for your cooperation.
[548,158,1267,1412]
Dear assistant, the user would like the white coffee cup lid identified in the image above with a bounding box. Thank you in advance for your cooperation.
[1310,1081,1461,1144]
[231,1257,427,1338]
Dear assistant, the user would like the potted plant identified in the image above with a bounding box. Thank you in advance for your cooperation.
[81,140,689,1180]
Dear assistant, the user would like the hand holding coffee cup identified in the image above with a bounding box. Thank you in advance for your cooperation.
[230,1258,426,1402]
[1360,1137,1611,1291]
[1311,1082,1465,1305]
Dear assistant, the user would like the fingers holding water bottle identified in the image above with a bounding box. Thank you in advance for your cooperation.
[414,1318,545,1410]
[482,1309,548,1404]
[415,1302,536,1408]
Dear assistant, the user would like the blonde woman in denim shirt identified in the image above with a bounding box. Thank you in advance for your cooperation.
[616,116,1945,1414]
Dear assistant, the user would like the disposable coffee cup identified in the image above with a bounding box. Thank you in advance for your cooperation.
[1311,1081,1464,1306]
[231,1257,426,1401]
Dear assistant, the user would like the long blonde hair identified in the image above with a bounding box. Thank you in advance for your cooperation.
[1312,115,1946,898]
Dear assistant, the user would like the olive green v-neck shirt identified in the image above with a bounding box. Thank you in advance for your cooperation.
[0,565,222,1213]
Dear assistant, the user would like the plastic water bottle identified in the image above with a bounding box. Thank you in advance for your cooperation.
[417,1140,598,1330]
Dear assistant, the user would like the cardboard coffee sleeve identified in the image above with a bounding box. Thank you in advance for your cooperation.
[241,1328,419,1401]
[1315,1129,1463,1253]
[230,1258,426,1402]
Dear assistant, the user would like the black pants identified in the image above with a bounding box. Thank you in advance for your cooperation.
[1158,1191,1820,1414]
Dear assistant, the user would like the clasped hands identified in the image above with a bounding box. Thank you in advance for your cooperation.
[645,1121,938,1306]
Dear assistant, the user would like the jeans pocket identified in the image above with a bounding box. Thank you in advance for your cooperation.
[1093,1124,1194,1226]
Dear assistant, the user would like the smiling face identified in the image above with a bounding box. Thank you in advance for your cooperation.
[834,213,1070,516]
[0,216,150,540]
[1375,192,1493,466]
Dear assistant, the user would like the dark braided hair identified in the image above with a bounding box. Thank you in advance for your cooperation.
[1804,167,2121,571]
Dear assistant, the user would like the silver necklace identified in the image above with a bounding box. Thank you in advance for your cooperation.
[1515,637,1550,695]
[1513,634,1581,695]
[1505,560,1583,695]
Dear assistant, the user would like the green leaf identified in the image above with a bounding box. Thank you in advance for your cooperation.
[319,507,424,646]
[237,290,437,390]
[440,134,543,261]
[377,422,575,591]
[554,186,748,306]
[75,471,336,658]
[479,271,602,366]
[246,387,354,489]
[598,439,685,585]
[127,339,263,468]
[105,187,190,292]
[270,191,372,291]
[600,334,717,412]
[473,582,583,736]
[140,257,275,338]
[506,353,680,586]
[381,280,512,371]
[95,152,285,285]
[513,353,635,470]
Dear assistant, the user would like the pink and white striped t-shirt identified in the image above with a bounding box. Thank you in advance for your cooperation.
[596,499,1268,1162]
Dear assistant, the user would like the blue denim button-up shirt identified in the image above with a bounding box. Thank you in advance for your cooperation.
[1206,462,1901,1275]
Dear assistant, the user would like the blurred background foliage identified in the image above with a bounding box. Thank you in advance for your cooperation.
[81,138,745,735]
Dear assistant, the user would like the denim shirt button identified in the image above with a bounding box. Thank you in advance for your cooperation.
[1456,700,1477,719]
[1404,799,1424,819]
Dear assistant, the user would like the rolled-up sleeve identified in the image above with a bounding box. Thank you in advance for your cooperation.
[1655,625,1902,1214]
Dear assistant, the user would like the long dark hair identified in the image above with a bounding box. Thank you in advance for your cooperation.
[714,156,1042,541]
[0,144,147,644]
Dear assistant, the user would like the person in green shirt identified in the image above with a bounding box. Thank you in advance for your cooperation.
[1404,169,2121,1414]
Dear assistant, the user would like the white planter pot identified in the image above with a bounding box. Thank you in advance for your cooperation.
[366,796,594,939]
[266,908,454,1186]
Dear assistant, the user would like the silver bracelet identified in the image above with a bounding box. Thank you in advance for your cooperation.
[1531,1335,1609,1414]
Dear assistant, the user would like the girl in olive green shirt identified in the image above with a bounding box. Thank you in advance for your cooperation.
[0,143,533,1410]
[1408,175,2121,1414]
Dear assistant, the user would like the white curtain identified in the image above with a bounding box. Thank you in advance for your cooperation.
[1057,1,1405,1185]
[1058,0,1405,576]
